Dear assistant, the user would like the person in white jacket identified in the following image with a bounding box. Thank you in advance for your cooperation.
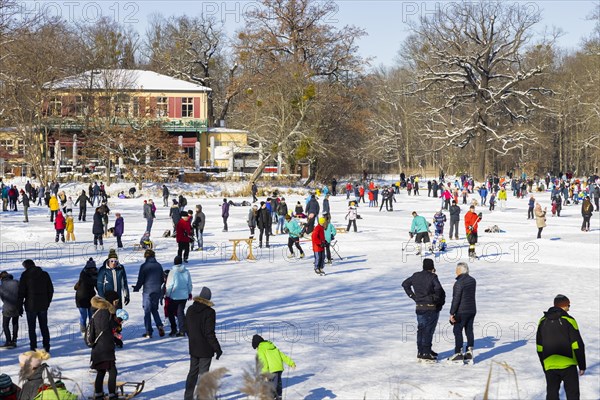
[165,256,193,337]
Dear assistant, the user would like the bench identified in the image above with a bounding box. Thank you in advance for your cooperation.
[335,227,347,233]
[228,238,256,261]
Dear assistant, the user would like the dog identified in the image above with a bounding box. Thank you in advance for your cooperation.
[484,225,501,233]
[107,227,115,235]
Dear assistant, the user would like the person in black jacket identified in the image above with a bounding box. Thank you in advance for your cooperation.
[90,291,120,400]
[448,201,461,240]
[0,271,21,348]
[162,184,169,207]
[184,287,222,400]
[536,294,586,400]
[402,258,445,362]
[256,201,272,248]
[448,262,477,362]
[75,258,98,334]
[18,260,54,353]
[92,208,104,251]
[75,190,92,221]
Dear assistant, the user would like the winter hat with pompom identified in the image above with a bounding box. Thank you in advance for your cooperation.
[84,258,96,269]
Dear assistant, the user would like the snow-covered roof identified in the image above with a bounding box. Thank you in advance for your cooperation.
[207,127,248,134]
[45,69,212,92]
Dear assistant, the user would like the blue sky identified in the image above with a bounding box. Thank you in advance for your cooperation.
[24,0,598,67]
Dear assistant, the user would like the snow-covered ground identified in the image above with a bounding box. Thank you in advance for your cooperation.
[0,178,598,399]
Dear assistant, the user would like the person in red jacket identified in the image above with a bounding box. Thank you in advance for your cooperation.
[312,217,326,275]
[54,210,66,242]
[176,212,192,263]
[464,205,482,258]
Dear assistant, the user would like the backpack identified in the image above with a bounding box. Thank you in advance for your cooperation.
[85,309,103,348]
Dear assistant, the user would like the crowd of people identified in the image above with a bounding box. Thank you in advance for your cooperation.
[0,170,596,399]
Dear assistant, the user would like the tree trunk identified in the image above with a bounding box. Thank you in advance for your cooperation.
[472,133,487,181]
[249,155,272,183]
[304,159,317,186]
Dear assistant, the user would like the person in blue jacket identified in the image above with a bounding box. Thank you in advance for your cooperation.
[284,214,305,258]
[97,249,129,309]
[132,249,165,338]
[478,186,488,206]
[164,255,193,337]
[323,212,336,264]
[409,211,431,256]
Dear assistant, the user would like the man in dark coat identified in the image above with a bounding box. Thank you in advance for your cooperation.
[132,250,165,338]
[448,262,477,362]
[20,190,30,223]
[536,294,586,400]
[221,198,230,232]
[176,213,192,263]
[251,182,258,203]
[0,271,21,348]
[331,178,337,196]
[256,201,272,248]
[92,208,104,250]
[184,287,222,400]
[90,291,120,399]
[162,185,170,207]
[75,258,98,333]
[75,190,91,221]
[402,258,445,362]
[18,260,54,352]
[449,200,461,240]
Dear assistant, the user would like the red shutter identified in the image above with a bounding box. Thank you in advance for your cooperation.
[193,97,200,118]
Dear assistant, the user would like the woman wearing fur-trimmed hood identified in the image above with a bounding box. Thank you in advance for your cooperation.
[89,291,120,400]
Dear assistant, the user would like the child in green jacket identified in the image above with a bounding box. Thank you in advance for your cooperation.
[252,334,296,400]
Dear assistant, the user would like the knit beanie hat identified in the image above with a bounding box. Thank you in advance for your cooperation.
[198,286,212,301]
[554,294,570,308]
[107,249,118,260]
[252,334,264,349]
[84,258,96,269]
[0,373,12,389]
[423,258,435,271]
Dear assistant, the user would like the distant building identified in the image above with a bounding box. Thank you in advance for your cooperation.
[41,69,254,171]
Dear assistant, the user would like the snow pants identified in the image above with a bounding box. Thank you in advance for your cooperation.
[544,365,579,400]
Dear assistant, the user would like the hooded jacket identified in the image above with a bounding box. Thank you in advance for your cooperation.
[96,262,129,304]
[54,212,66,230]
[0,276,21,317]
[89,296,117,366]
[165,264,192,301]
[536,306,586,372]
[284,219,302,238]
[48,196,59,211]
[311,223,325,252]
[192,208,206,231]
[75,263,98,309]
[185,297,222,358]
[114,216,124,236]
[18,266,54,312]
[176,218,192,243]
[253,337,296,374]
[92,210,104,235]
[256,207,272,229]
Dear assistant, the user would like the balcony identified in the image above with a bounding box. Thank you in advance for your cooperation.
[42,117,209,133]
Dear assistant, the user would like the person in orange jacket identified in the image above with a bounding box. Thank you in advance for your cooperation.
[464,205,482,258]
[312,217,326,275]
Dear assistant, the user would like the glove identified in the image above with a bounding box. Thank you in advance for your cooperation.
[132,285,139,293]
[124,296,130,306]
[477,212,482,218]
[409,232,414,238]
[216,349,223,360]
[188,293,193,300]
[468,226,473,231]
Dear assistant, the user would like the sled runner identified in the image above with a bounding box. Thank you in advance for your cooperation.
[88,380,145,399]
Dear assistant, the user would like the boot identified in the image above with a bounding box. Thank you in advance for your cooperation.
[80,324,86,334]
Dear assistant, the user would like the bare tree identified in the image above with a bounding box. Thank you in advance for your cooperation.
[144,14,234,126]
[231,0,367,182]
[404,1,554,179]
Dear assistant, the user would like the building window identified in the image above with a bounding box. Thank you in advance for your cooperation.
[156,97,168,118]
[75,95,86,117]
[16,140,25,155]
[132,97,140,117]
[114,94,130,117]
[48,96,62,116]
[0,140,14,154]
[181,97,193,118]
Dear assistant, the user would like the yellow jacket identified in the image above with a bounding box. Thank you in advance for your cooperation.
[49,196,59,211]
[66,216,74,233]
